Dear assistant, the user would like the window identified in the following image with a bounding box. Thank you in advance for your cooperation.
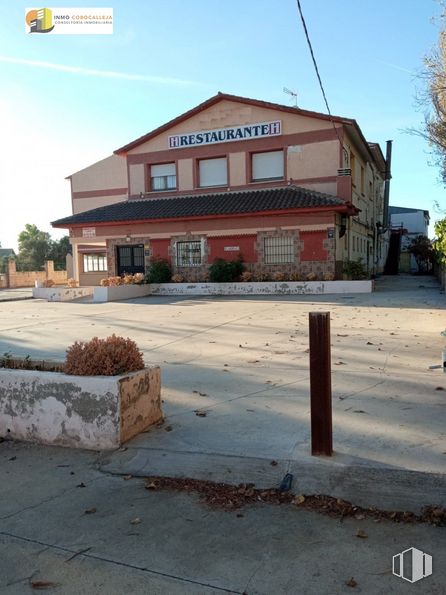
[264,236,294,264]
[198,157,227,187]
[83,253,107,272]
[176,241,202,267]
[151,163,176,191]
[252,150,284,182]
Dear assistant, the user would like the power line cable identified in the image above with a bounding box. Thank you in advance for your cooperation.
[296,0,346,158]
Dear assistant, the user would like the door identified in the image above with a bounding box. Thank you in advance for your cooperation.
[117,244,145,276]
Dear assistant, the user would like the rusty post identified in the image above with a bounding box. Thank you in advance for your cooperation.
[309,312,333,456]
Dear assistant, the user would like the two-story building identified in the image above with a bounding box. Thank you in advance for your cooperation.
[53,93,390,285]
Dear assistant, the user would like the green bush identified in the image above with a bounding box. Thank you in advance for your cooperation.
[145,258,172,284]
[209,257,245,282]
[343,259,368,280]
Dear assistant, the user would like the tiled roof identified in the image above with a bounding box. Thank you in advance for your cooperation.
[52,185,348,227]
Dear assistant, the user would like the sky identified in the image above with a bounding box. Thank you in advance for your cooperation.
[0,0,444,251]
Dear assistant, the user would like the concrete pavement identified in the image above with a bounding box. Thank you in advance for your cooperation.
[0,275,444,511]
[0,288,33,302]
[0,441,444,595]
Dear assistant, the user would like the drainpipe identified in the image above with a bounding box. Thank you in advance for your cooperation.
[382,140,393,228]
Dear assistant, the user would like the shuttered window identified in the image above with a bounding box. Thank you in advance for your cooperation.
[151,163,176,191]
[199,157,227,187]
[252,150,284,181]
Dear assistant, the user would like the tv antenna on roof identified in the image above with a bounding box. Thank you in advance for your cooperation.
[283,87,298,107]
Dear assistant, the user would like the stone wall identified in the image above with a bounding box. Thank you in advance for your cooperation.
[3,260,67,289]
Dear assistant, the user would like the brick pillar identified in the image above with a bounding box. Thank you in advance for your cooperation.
[44,260,54,280]
[7,259,16,288]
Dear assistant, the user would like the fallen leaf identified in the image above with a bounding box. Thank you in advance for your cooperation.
[123,475,132,481]
[31,580,60,590]
[366,341,374,345]
[76,482,86,488]
[336,334,349,337]
[435,386,444,391]
[346,577,358,588]
[294,494,306,505]
[356,529,368,538]
[270,460,278,466]
[84,507,96,515]
[353,410,368,414]
[145,481,159,490]
[334,361,347,366]
[130,517,141,525]
[164,425,173,432]
[194,410,207,417]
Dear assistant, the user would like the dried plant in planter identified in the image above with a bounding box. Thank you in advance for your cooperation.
[64,335,145,376]
[171,273,184,283]
[67,278,78,288]
[99,278,110,287]
[240,271,253,282]
[44,279,55,288]
[271,271,286,282]
[289,271,301,282]
[306,272,317,281]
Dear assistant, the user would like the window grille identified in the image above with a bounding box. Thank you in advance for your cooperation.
[83,254,107,272]
[176,241,202,267]
[263,236,294,264]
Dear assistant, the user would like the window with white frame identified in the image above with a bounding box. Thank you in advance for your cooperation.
[83,253,107,272]
[252,150,284,182]
[263,236,294,264]
[176,241,202,267]
[150,163,176,191]
[198,157,227,187]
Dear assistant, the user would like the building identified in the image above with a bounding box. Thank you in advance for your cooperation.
[389,206,430,273]
[52,93,390,285]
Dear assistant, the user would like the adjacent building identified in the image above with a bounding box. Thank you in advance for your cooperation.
[389,206,430,273]
[52,93,390,285]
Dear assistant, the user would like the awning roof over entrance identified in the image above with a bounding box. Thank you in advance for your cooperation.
[52,185,355,228]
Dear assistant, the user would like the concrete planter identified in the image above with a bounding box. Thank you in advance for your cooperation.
[149,280,373,296]
[33,286,93,301]
[0,366,162,450]
[93,285,151,303]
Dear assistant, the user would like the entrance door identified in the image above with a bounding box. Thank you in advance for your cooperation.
[117,244,145,276]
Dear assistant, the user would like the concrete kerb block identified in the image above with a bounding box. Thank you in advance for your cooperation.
[0,366,162,450]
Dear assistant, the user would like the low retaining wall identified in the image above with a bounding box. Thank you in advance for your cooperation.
[0,366,162,450]
[93,285,151,302]
[149,280,373,296]
[33,286,94,302]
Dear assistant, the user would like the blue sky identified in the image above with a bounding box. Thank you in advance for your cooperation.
[0,0,444,250]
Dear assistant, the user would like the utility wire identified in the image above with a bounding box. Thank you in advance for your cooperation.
[296,0,346,159]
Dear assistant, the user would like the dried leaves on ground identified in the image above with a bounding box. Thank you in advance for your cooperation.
[143,476,446,525]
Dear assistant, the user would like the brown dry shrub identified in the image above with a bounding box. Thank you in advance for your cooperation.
[99,278,110,287]
[240,271,253,282]
[44,279,55,288]
[171,273,184,283]
[122,274,135,285]
[271,271,286,282]
[255,272,270,282]
[306,272,317,281]
[64,334,145,376]
[289,271,301,282]
[67,278,78,288]
[324,271,335,281]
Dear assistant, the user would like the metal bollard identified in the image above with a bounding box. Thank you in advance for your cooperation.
[309,312,333,456]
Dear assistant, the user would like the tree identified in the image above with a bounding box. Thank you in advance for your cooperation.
[408,235,433,273]
[411,8,446,185]
[16,224,52,271]
[48,236,71,271]
[433,217,446,264]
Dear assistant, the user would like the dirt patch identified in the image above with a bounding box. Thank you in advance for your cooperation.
[144,476,445,526]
